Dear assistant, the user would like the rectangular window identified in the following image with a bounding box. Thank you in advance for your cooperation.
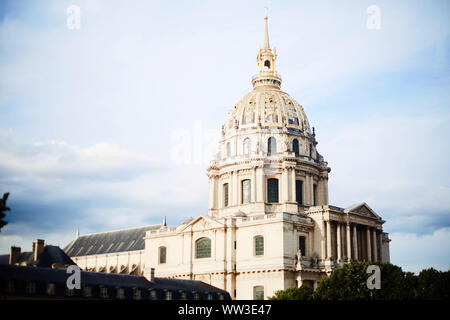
[26,281,36,294]
[83,285,92,297]
[254,236,264,256]
[117,288,125,299]
[47,283,55,296]
[166,291,172,300]
[253,286,264,300]
[223,184,229,207]
[100,287,108,299]
[299,236,306,256]
[134,288,141,300]
[242,179,251,204]
[7,280,14,293]
[296,180,303,205]
[267,179,279,203]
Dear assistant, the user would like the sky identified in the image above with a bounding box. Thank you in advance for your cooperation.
[0,0,449,274]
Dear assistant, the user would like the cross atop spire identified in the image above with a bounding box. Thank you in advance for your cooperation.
[263,6,270,48]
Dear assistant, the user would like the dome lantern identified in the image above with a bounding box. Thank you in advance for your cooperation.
[252,9,282,90]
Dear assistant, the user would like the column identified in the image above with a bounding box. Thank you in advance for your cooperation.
[326,220,332,259]
[336,223,342,262]
[353,224,358,261]
[233,170,239,206]
[290,167,296,202]
[251,167,256,202]
[306,174,312,205]
[378,232,382,262]
[257,166,264,202]
[372,229,378,262]
[323,177,329,205]
[208,176,214,209]
[366,227,372,262]
[308,232,313,257]
[346,223,351,261]
[282,168,289,202]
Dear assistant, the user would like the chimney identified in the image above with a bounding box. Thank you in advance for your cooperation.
[33,239,45,262]
[144,267,155,282]
[9,246,21,265]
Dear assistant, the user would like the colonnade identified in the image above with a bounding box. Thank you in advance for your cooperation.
[324,220,380,262]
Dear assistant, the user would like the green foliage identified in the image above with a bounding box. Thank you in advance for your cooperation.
[417,268,450,300]
[270,262,450,300]
[0,192,11,231]
[268,285,314,300]
[313,261,373,300]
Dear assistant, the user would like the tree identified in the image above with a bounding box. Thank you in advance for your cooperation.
[313,261,419,300]
[266,262,449,300]
[0,192,11,232]
[313,261,373,300]
[417,268,450,300]
[268,285,314,300]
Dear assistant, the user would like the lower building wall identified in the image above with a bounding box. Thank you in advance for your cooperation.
[235,271,286,300]
[71,250,144,275]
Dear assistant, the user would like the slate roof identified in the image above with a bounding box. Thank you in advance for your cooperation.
[0,255,9,265]
[0,245,76,267]
[37,245,76,267]
[64,224,162,257]
[0,264,232,300]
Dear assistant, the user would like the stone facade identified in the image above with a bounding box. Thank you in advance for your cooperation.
[65,13,390,300]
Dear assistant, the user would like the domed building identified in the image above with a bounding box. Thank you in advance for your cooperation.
[64,13,391,300]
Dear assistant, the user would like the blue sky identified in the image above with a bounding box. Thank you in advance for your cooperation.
[0,0,449,273]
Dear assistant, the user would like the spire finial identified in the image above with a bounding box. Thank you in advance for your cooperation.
[162,216,167,227]
[263,7,270,48]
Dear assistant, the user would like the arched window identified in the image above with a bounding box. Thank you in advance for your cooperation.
[254,236,264,256]
[223,183,229,207]
[226,142,231,158]
[241,179,251,204]
[293,139,299,156]
[253,286,264,300]
[267,137,276,155]
[195,237,211,259]
[158,246,166,264]
[267,178,279,203]
[309,143,313,158]
[243,138,251,155]
[264,60,270,70]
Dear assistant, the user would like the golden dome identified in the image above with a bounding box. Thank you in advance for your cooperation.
[223,12,312,135]
[224,88,312,134]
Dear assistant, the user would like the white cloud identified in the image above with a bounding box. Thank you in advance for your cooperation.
[390,227,450,273]
[322,113,450,220]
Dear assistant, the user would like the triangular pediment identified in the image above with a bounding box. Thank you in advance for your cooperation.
[344,202,381,220]
[177,215,224,232]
